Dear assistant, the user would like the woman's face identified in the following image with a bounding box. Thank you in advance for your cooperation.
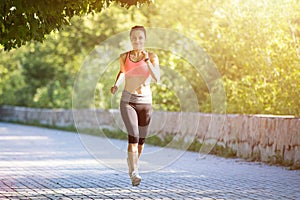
[130,30,146,50]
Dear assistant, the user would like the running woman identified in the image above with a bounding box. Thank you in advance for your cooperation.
[111,26,160,186]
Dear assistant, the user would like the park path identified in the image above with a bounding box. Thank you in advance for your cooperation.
[0,122,299,200]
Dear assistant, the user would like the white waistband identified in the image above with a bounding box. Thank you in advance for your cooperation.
[121,90,152,104]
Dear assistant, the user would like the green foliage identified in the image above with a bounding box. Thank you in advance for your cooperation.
[145,0,300,115]
[0,0,152,50]
[0,4,147,108]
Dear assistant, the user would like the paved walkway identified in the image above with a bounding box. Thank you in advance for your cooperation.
[0,122,299,200]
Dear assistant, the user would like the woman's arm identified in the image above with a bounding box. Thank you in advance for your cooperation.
[111,54,126,94]
[111,71,125,94]
[144,51,160,82]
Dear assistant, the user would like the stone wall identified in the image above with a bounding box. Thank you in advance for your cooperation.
[1,105,299,167]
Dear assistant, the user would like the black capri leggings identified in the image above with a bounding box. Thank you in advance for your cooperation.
[120,101,152,145]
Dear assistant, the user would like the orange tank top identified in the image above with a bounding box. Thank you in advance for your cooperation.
[121,51,150,78]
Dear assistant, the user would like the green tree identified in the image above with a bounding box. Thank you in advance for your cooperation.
[0,3,150,108]
[145,0,300,116]
[0,0,152,51]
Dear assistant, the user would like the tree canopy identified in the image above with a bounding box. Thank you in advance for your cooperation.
[0,0,152,50]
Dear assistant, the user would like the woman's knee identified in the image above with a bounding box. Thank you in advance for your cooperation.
[138,138,146,145]
[128,135,139,144]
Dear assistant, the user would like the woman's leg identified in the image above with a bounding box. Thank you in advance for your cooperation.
[136,103,152,158]
[120,101,139,144]
[120,101,141,186]
[128,143,138,153]
[138,144,144,158]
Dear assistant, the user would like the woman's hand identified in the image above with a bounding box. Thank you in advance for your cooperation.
[141,50,149,60]
[111,85,118,94]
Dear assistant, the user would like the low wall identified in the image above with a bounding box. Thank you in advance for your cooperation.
[1,105,299,167]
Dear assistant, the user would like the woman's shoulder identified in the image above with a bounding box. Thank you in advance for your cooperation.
[120,52,129,62]
[148,51,158,61]
[120,51,129,58]
[148,51,158,58]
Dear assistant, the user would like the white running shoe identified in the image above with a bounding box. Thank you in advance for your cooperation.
[127,152,142,186]
[130,171,141,186]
